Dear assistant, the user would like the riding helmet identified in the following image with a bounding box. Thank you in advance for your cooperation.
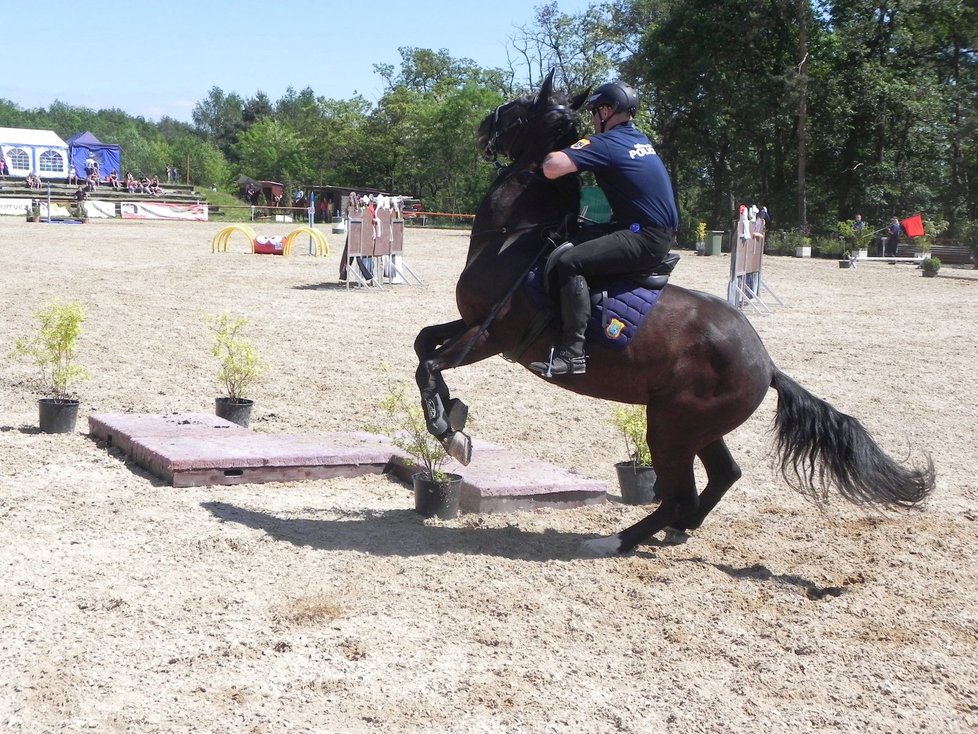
[585,81,639,116]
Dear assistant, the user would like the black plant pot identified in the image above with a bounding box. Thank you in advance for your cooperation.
[614,461,658,505]
[215,397,254,428]
[38,398,80,434]
[413,472,462,519]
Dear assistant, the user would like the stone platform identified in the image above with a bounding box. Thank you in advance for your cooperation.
[88,413,607,513]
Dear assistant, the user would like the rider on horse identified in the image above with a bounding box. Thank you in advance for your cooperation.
[529,81,680,377]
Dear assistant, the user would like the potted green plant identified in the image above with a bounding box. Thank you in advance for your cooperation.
[838,219,874,259]
[913,218,949,259]
[695,221,707,255]
[211,314,265,427]
[374,372,462,519]
[611,404,657,504]
[839,250,853,268]
[854,223,873,258]
[11,301,89,433]
[921,255,941,278]
[794,235,812,258]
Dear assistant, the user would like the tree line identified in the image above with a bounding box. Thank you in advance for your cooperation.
[0,1,974,243]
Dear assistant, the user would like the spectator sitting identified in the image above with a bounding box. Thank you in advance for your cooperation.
[67,168,78,185]
[0,157,8,176]
[105,171,120,190]
[26,172,42,190]
[85,173,98,192]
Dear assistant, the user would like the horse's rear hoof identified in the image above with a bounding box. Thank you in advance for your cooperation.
[581,536,624,556]
[662,527,690,545]
[443,431,472,466]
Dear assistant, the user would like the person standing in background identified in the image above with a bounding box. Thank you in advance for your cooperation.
[885,217,900,258]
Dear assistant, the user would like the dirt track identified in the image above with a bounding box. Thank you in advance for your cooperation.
[0,219,975,733]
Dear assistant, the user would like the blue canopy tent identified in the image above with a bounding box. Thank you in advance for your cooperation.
[67,131,122,179]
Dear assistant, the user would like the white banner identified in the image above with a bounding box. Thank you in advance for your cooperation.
[84,200,117,219]
[120,202,208,221]
[0,198,31,217]
[40,202,73,218]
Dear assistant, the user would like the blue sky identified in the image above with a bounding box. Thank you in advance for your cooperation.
[5,0,594,123]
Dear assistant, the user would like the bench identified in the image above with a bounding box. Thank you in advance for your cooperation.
[896,241,974,264]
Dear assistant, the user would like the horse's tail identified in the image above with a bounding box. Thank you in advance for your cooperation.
[770,369,935,507]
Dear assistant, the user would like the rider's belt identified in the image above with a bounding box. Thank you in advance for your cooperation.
[625,222,671,234]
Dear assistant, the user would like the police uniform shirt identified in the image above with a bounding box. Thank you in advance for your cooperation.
[564,122,679,231]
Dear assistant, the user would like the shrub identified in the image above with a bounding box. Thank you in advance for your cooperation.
[921,256,941,273]
[765,228,811,256]
[373,369,452,482]
[11,301,89,401]
[812,234,845,258]
[611,404,652,467]
[211,314,265,401]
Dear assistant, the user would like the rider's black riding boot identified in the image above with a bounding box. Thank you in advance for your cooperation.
[530,275,589,376]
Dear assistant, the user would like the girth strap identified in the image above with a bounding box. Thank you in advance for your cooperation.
[502,309,554,363]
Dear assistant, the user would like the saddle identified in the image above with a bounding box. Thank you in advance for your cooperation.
[542,244,680,296]
[509,247,680,359]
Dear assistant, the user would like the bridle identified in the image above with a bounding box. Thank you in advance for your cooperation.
[484,100,574,165]
[483,101,528,164]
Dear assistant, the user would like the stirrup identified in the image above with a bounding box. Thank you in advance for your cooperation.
[529,346,587,377]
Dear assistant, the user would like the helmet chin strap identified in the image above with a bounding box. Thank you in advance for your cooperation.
[596,109,612,133]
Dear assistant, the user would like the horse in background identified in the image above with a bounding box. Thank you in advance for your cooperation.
[413,71,934,555]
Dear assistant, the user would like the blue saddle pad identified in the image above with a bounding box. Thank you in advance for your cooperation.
[525,264,663,350]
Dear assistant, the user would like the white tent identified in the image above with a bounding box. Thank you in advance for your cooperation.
[0,127,70,179]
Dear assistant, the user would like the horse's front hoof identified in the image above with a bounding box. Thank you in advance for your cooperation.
[446,399,469,432]
[443,431,472,466]
[581,536,624,556]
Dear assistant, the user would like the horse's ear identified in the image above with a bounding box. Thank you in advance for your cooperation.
[537,69,556,106]
[569,87,591,112]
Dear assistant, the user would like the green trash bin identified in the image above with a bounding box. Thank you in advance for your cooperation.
[706,231,724,256]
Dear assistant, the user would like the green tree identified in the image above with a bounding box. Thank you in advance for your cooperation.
[243,92,274,125]
[192,87,245,163]
[169,135,230,188]
[303,95,373,188]
[817,0,978,226]
[232,118,307,186]
[509,1,619,94]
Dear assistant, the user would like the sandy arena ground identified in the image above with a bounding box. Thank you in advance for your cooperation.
[0,219,975,733]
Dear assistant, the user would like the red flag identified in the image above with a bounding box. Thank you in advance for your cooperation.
[901,213,925,238]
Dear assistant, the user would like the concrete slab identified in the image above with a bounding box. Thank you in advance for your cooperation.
[89,413,394,487]
[89,412,250,456]
[88,413,608,511]
[388,438,608,513]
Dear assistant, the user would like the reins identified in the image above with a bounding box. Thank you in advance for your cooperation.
[446,98,579,369]
[448,229,556,370]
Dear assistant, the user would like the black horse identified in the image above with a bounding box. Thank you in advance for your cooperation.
[414,71,935,555]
